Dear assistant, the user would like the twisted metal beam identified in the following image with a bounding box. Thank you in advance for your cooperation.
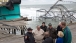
[45,0,61,16]
[37,0,76,22]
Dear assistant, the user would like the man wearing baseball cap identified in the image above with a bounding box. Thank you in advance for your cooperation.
[47,23,57,43]
[24,28,35,43]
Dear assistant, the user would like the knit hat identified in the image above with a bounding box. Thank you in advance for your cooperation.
[48,23,52,26]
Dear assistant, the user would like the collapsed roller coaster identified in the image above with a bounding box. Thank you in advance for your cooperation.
[36,0,76,23]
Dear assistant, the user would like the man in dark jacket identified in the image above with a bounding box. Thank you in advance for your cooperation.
[57,25,62,34]
[40,22,47,32]
[42,32,53,43]
[47,23,57,43]
[40,22,47,40]
[24,28,35,43]
[57,25,62,38]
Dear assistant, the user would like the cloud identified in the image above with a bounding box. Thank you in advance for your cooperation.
[64,0,76,1]
[21,0,57,5]
[21,0,76,5]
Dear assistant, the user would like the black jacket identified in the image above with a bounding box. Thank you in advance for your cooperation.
[24,32,35,43]
[42,37,53,43]
[57,25,62,34]
[47,28,57,39]
[40,25,47,32]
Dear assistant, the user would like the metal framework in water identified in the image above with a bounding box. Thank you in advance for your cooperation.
[36,0,76,23]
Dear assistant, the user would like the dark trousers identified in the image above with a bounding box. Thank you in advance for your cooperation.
[53,39,55,43]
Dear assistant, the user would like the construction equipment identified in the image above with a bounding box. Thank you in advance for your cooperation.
[0,0,31,35]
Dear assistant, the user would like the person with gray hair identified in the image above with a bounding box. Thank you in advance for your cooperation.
[42,32,53,43]
[33,25,44,43]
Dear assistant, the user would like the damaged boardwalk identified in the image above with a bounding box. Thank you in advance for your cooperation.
[0,30,24,43]
[0,23,76,43]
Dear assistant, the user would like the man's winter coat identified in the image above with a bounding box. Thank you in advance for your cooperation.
[63,26,72,43]
[47,28,57,39]
[57,25,62,33]
[24,32,35,43]
[42,37,53,43]
[40,25,47,32]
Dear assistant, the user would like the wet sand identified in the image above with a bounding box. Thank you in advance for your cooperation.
[68,24,76,43]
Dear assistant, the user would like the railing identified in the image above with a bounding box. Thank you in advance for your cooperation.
[0,0,8,6]
[0,0,8,2]
[0,21,27,35]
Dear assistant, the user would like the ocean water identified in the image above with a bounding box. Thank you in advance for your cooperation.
[20,4,76,29]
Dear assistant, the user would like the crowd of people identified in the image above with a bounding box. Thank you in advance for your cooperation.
[24,22,72,43]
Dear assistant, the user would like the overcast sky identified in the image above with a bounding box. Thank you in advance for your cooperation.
[21,0,76,5]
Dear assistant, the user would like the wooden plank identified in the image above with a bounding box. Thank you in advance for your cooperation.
[0,0,3,2]
[0,30,24,43]
[4,0,9,2]
[0,0,8,2]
